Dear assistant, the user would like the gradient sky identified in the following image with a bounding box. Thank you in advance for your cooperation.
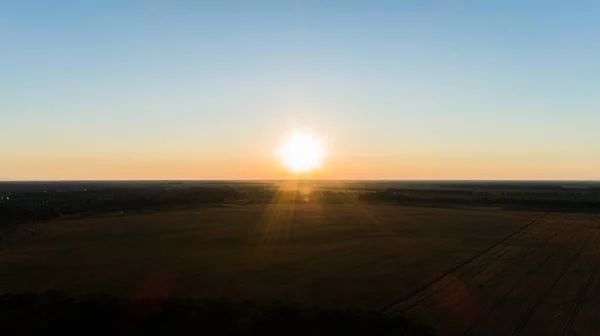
[2,0,600,180]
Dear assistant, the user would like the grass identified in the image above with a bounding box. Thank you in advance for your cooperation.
[386,212,600,335]
[8,204,598,334]
[0,204,538,312]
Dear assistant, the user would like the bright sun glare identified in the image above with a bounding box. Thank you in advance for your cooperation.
[277,131,325,174]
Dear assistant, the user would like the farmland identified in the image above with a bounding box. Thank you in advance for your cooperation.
[387,211,600,335]
[3,201,598,334]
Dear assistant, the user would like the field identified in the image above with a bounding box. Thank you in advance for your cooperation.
[1,203,599,334]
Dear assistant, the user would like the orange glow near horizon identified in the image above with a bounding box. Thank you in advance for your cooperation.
[2,145,600,181]
[3,155,599,181]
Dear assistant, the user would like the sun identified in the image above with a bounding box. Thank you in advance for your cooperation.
[277,131,325,173]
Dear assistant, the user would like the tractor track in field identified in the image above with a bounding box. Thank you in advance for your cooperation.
[405,214,570,318]
[511,227,593,335]
[562,215,600,335]
[401,214,564,315]
[462,222,582,335]
[403,237,517,314]
[381,212,549,313]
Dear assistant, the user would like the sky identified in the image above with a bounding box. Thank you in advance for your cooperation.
[1,0,600,180]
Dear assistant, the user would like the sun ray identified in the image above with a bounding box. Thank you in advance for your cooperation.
[253,180,298,263]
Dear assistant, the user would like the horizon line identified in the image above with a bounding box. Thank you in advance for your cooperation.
[1,178,600,183]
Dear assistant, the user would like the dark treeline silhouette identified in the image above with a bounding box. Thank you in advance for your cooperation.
[0,184,276,226]
[2,182,600,231]
[359,189,600,212]
[0,292,436,335]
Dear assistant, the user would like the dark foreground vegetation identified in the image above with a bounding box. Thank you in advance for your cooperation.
[0,292,435,335]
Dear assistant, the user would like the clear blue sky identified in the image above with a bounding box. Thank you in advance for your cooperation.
[1,0,599,180]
